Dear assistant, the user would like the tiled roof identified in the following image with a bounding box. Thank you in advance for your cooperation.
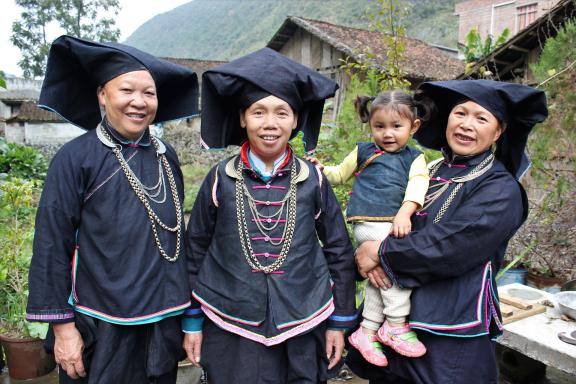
[0,89,40,102]
[162,57,227,75]
[268,16,464,81]
[6,101,63,123]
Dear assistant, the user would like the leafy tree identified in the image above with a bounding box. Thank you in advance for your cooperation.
[54,0,121,42]
[11,0,121,78]
[0,70,5,89]
[530,19,576,84]
[342,0,411,92]
[462,27,509,78]
[10,0,56,79]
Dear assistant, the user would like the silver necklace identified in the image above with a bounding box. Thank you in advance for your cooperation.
[98,125,182,262]
[235,157,298,273]
[422,153,495,223]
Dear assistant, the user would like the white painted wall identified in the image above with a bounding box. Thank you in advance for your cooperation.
[5,122,85,145]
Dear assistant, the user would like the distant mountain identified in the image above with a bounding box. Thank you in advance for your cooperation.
[125,0,457,60]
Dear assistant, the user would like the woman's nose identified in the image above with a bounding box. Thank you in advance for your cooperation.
[263,114,278,127]
[130,93,146,107]
[460,116,474,129]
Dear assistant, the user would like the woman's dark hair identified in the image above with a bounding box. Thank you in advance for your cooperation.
[355,91,431,124]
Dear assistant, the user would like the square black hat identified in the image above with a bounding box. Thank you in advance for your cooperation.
[200,48,338,152]
[414,80,547,179]
[39,35,199,130]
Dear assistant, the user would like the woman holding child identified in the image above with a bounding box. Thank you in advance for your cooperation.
[349,80,547,384]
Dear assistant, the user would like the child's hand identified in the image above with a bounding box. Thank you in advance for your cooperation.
[303,156,325,171]
[391,201,418,238]
[391,215,412,238]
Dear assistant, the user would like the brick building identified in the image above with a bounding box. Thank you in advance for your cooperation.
[455,0,561,44]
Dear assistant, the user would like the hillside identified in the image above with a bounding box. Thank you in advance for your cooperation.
[125,0,457,61]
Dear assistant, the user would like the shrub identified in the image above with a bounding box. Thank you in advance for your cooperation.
[0,138,48,181]
[530,19,576,85]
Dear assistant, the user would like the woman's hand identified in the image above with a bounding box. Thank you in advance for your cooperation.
[325,329,345,369]
[183,332,203,368]
[356,241,392,289]
[367,266,391,289]
[53,322,86,379]
[355,240,381,278]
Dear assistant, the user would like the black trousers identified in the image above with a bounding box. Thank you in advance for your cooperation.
[47,312,184,384]
[346,330,498,384]
[200,319,341,384]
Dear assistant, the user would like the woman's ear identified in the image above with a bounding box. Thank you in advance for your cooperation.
[493,124,503,142]
[292,113,298,130]
[97,85,106,107]
[239,109,246,129]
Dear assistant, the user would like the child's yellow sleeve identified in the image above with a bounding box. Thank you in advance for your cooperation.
[403,153,429,208]
[323,146,358,185]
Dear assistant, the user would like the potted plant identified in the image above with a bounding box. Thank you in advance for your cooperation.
[0,177,55,379]
[496,241,536,286]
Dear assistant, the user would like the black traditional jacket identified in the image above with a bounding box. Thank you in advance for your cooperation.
[27,125,190,325]
[380,149,527,338]
[185,152,357,346]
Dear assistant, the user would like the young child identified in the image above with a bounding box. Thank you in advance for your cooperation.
[309,91,429,366]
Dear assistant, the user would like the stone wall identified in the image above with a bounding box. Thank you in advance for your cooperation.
[161,118,238,168]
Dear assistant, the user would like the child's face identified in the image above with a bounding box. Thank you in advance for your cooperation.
[370,107,420,153]
[240,95,298,166]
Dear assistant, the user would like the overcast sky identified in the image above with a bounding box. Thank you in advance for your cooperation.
[0,0,191,77]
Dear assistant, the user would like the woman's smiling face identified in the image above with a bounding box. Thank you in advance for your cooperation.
[97,70,157,140]
[240,95,297,169]
[446,101,502,157]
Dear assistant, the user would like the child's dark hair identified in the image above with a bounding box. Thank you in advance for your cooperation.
[355,91,431,124]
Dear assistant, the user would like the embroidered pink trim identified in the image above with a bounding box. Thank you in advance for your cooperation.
[252,185,286,190]
[252,218,286,223]
[201,302,334,347]
[251,236,284,241]
[252,252,280,258]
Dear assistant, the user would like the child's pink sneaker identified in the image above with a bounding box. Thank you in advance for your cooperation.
[377,321,426,357]
[348,327,388,367]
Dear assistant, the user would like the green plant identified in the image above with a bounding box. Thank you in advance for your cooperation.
[505,21,576,281]
[0,139,48,181]
[0,178,47,338]
[462,27,510,78]
[530,19,576,84]
[342,0,411,91]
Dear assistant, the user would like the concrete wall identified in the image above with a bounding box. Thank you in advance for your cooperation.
[455,0,560,44]
[5,77,42,91]
[5,122,85,145]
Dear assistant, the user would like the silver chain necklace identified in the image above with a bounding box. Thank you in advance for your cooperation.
[422,153,495,223]
[235,157,298,273]
[98,125,182,262]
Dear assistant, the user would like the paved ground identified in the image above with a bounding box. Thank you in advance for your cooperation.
[1,365,574,383]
